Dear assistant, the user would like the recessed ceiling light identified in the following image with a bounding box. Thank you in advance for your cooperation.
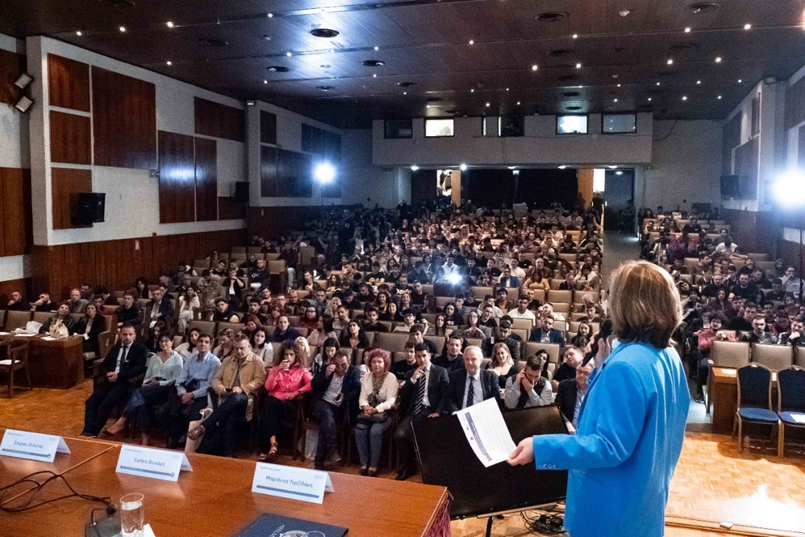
[263,80,267,84]
[166,61,172,65]
[486,102,490,107]
[506,88,510,91]
[614,98,618,102]
[403,91,407,95]
[425,104,430,108]
[715,56,722,63]
[316,85,334,91]
[617,83,621,87]
[310,28,340,38]
[648,97,652,101]
[459,163,467,171]
[744,23,751,30]
[532,64,539,71]
[471,89,475,93]
[656,82,661,86]
[76,31,82,36]
[517,101,521,105]
[320,64,330,68]
[374,46,379,51]
[558,165,567,169]
[738,79,742,83]
[682,95,688,101]
[262,35,272,41]
[167,21,174,28]
[362,60,385,67]
[411,165,419,171]
[608,165,618,169]
[372,73,377,77]
[697,80,701,84]
[619,10,631,17]
[667,58,673,65]
[398,82,416,87]
[576,63,582,69]
[572,34,578,39]
[615,170,624,175]
[266,66,290,72]
[119,26,126,32]
[267,12,273,17]
[536,12,568,23]
[718,95,722,99]
[330,49,335,54]
[469,40,474,45]
[684,27,691,33]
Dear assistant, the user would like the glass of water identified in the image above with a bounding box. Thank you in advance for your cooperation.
[120,493,145,537]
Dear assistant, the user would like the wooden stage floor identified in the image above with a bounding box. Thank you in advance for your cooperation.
[1,380,803,537]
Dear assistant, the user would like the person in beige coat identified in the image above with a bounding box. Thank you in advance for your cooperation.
[191,334,266,457]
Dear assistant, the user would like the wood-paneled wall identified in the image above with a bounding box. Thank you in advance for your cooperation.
[785,76,805,131]
[47,54,90,112]
[722,208,779,256]
[92,66,156,169]
[0,167,32,257]
[219,197,247,220]
[0,279,32,305]
[49,111,91,164]
[51,168,92,229]
[722,113,741,176]
[734,136,759,200]
[260,110,277,145]
[194,137,217,221]
[158,131,196,224]
[0,48,25,106]
[31,228,247,299]
[194,98,245,142]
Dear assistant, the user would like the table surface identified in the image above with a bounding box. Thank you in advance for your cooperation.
[0,430,448,537]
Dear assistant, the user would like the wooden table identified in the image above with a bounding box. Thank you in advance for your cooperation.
[0,431,449,537]
[0,334,84,389]
[710,367,778,435]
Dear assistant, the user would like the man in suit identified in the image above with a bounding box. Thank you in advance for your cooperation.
[555,360,594,435]
[68,288,88,314]
[497,267,520,289]
[82,323,147,437]
[528,316,565,347]
[445,346,499,413]
[311,350,361,470]
[394,342,450,481]
[146,288,175,329]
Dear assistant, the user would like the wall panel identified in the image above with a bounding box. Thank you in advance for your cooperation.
[47,54,90,112]
[0,48,24,106]
[722,113,742,176]
[1,168,31,256]
[194,137,217,221]
[49,111,91,164]
[260,110,277,145]
[0,279,33,305]
[785,76,805,131]
[219,197,247,220]
[51,167,92,230]
[260,145,278,197]
[92,66,156,169]
[734,136,759,201]
[194,97,245,142]
[158,131,195,224]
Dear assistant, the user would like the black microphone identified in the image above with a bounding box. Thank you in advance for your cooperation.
[582,320,613,367]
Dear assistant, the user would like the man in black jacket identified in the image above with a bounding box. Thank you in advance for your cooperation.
[445,346,498,413]
[146,288,175,329]
[555,360,594,435]
[115,291,144,329]
[394,342,450,481]
[311,350,361,470]
[82,324,147,437]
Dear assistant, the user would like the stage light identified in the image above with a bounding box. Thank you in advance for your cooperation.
[411,165,419,171]
[314,162,336,184]
[459,163,467,171]
[774,172,805,207]
[446,273,463,284]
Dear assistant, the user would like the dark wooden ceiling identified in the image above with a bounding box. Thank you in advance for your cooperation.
[5,0,805,129]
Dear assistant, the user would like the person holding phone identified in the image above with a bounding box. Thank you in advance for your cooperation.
[508,261,689,537]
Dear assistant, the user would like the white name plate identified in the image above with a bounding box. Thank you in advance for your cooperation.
[116,445,193,482]
[251,463,333,504]
[0,429,71,463]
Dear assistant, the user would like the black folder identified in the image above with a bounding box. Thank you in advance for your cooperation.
[235,513,347,537]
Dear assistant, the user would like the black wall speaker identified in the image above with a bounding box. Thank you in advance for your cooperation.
[234,182,249,202]
[74,193,106,226]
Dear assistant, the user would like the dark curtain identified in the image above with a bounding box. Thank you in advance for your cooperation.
[411,170,438,207]
[516,169,578,209]
[465,169,515,209]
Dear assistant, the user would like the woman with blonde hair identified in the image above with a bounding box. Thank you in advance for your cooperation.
[293,336,311,369]
[485,341,518,389]
[509,261,690,537]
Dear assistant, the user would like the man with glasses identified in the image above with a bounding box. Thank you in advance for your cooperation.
[555,360,594,434]
[311,350,361,470]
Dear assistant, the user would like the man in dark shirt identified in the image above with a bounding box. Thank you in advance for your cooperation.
[410,281,426,306]
[740,315,775,345]
[482,320,521,360]
[391,342,418,380]
[727,302,757,332]
[730,273,760,302]
[432,334,465,373]
[115,291,144,329]
[6,291,30,311]
[362,307,389,332]
[32,293,55,312]
[681,217,702,239]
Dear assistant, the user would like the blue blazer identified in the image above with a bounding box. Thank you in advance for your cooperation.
[531,342,689,537]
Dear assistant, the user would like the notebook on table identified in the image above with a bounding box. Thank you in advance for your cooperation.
[235,514,348,537]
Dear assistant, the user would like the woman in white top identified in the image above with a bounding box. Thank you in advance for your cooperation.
[251,327,274,369]
[177,285,200,335]
[174,328,200,360]
[354,348,398,477]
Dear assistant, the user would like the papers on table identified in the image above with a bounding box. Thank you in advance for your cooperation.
[791,413,805,424]
[454,398,516,467]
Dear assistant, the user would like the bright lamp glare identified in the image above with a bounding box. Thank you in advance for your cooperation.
[774,172,805,206]
[446,273,463,284]
[314,162,336,184]
[459,163,467,171]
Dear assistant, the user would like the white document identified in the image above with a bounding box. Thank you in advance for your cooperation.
[791,413,805,424]
[454,397,516,467]
[0,429,71,463]
[252,463,333,504]
[116,445,193,482]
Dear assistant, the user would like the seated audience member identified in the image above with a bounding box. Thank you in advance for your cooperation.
[782,266,803,297]
[779,317,803,346]
[570,322,592,349]
[458,310,491,340]
[299,305,321,332]
[363,307,389,332]
[498,267,520,289]
[82,324,148,437]
[202,274,225,311]
[551,345,583,391]
[251,327,274,368]
[556,359,594,434]
[392,341,418,380]
[134,278,152,300]
[528,316,565,346]
[248,259,269,291]
[286,290,305,316]
[212,298,240,323]
[175,328,200,360]
[433,333,466,373]
[740,315,775,345]
[294,336,312,369]
[726,301,757,331]
[115,291,144,329]
[339,321,370,349]
[355,348,398,476]
[479,303,499,329]
[313,337,340,376]
[579,305,602,324]
[247,299,269,325]
[408,324,438,355]
[394,343,450,481]
[442,303,463,328]
[730,272,761,302]
[104,332,183,444]
[213,329,235,361]
[540,302,566,322]
[77,303,105,357]
[177,286,200,334]
[96,287,119,306]
[393,308,417,333]
[192,334,267,457]
[271,315,300,342]
[156,333,220,449]
[38,301,77,336]
[508,295,537,323]
[482,319,521,359]
[68,288,88,314]
[485,342,519,389]
[445,346,498,413]
[147,288,175,329]
[503,354,552,409]
[258,342,314,461]
[32,293,55,312]
[311,350,361,470]
[6,291,30,311]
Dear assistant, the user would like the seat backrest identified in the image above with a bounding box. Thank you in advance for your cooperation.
[194,259,211,268]
[0,310,4,328]
[796,346,805,368]
[547,290,572,304]
[424,335,445,355]
[737,363,772,409]
[32,311,52,325]
[752,344,793,372]
[374,332,411,353]
[471,286,493,299]
[511,318,533,330]
[4,310,32,331]
[216,322,244,336]
[524,342,561,364]
[530,289,546,304]
[711,341,750,369]
[189,320,216,337]
[8,339,30,364]
[777,366,805,413]
[268,260,287,273]
[231,246,247,254]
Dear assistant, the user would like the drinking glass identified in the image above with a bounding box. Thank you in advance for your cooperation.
[120,493,145,537]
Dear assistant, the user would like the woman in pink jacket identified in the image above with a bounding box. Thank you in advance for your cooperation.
[258,341,312,461]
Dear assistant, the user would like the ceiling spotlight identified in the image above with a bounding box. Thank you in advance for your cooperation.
[656,82,661,86]
[738,79,742,83]
[166,61,172,65]
[648,97,652,101]
[614,98,618,102]
[373,73,377,77]
[684,27,691,33]
[286,51,292,57]
[617,83,621,87]
[330,49,335,54]
[119,26,126,32]
[470,89,475,93]
[608,165,618,169]
[411,165,419,171]
[682,95,688,101]
[715,56,722,63]
[575,63,582,69]
[667,58,673,65]
[615,170,624,175]
[14,74,32,89]
[14,96,33,114]
[558,165,567,169]
[314,162,336,184]
[517,101,521,105]
[263,80,267,84]
[572,34,578,39]
[532,64,538,71]
[469,40,474,45]
[485,102,490,107]
[697,80,701,84]
[506,88,510,91]
[619,10,631,17]
[718,95,722,99]
[75,30,83,36]
[744,23,751,30]
[403,91,407,95]
[267,12,273,17]
[374,46,379,51]
[459,163,467,171]
[320,64,330,68]
[167,21,174,28]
